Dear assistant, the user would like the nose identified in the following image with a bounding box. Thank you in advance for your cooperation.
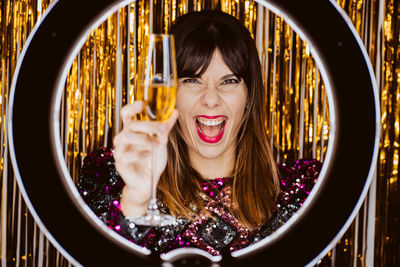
[202,86,221,108]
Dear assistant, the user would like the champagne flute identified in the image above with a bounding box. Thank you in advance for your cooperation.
[134,34,177,226]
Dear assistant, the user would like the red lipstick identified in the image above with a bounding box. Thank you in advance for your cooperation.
[195,115,227,144]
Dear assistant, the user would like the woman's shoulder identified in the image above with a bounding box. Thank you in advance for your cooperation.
[277,159,322,192]
[76,147,124,219]
[78,147,123,191]
[256,159,322,237]
[79,147,115,175]
[276,158,322,206]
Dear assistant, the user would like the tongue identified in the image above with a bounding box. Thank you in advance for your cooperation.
[199,124,222,137]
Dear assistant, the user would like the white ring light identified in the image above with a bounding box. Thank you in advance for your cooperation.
[8,0,380,265]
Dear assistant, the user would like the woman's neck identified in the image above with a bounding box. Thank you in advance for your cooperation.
[188,145,236,179]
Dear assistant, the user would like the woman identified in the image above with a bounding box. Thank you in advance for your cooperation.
[77,10,321,256]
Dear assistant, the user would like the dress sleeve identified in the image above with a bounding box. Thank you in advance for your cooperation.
[255,159,322,238]
[76,147,125,222]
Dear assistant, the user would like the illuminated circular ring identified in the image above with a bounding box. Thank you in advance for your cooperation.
[8,0,380,266]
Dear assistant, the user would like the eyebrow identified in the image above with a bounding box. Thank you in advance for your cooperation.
[181,74,240,80]
[221,74,241,80]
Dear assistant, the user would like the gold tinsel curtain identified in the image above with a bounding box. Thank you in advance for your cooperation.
[0,0,398,266]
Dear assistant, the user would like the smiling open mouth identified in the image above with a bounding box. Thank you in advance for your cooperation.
[195,116,227,143]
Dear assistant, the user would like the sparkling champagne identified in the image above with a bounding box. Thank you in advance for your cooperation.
[133,33,177,226]
[137,84,177,122]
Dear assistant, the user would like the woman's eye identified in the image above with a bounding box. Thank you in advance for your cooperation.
[182,78,200,84]
[222,78,240,85]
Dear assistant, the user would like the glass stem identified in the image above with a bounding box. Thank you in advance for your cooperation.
[149,145,158,214]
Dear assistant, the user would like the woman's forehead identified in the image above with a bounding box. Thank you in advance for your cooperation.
[193,50,235,78]
[184,49,240,78]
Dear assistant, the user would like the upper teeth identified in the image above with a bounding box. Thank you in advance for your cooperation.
[198,118,225,126]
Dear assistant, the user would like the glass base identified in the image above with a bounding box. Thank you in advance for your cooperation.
[132,213,176,226]
[131,200,176,226]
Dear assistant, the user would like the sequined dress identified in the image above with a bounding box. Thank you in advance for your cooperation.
[77,147,321,256]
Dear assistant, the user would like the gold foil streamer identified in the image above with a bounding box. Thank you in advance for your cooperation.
[375,0,400,265]
[261,11,329,163]
[1,0,400,266]
[61,0,329,176]
[1,0,71,265]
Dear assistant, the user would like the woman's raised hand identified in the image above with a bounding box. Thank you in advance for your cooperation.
[113,101,179,217]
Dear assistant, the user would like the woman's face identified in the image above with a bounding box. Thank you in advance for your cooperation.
[176,49,248,162]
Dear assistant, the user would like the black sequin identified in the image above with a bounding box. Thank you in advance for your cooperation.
[76,147,322,256]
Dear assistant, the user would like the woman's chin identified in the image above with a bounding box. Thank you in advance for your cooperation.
[192,137,230,160]
[185,124,233,160]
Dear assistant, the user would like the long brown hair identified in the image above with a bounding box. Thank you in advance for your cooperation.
[157,10,280,229]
